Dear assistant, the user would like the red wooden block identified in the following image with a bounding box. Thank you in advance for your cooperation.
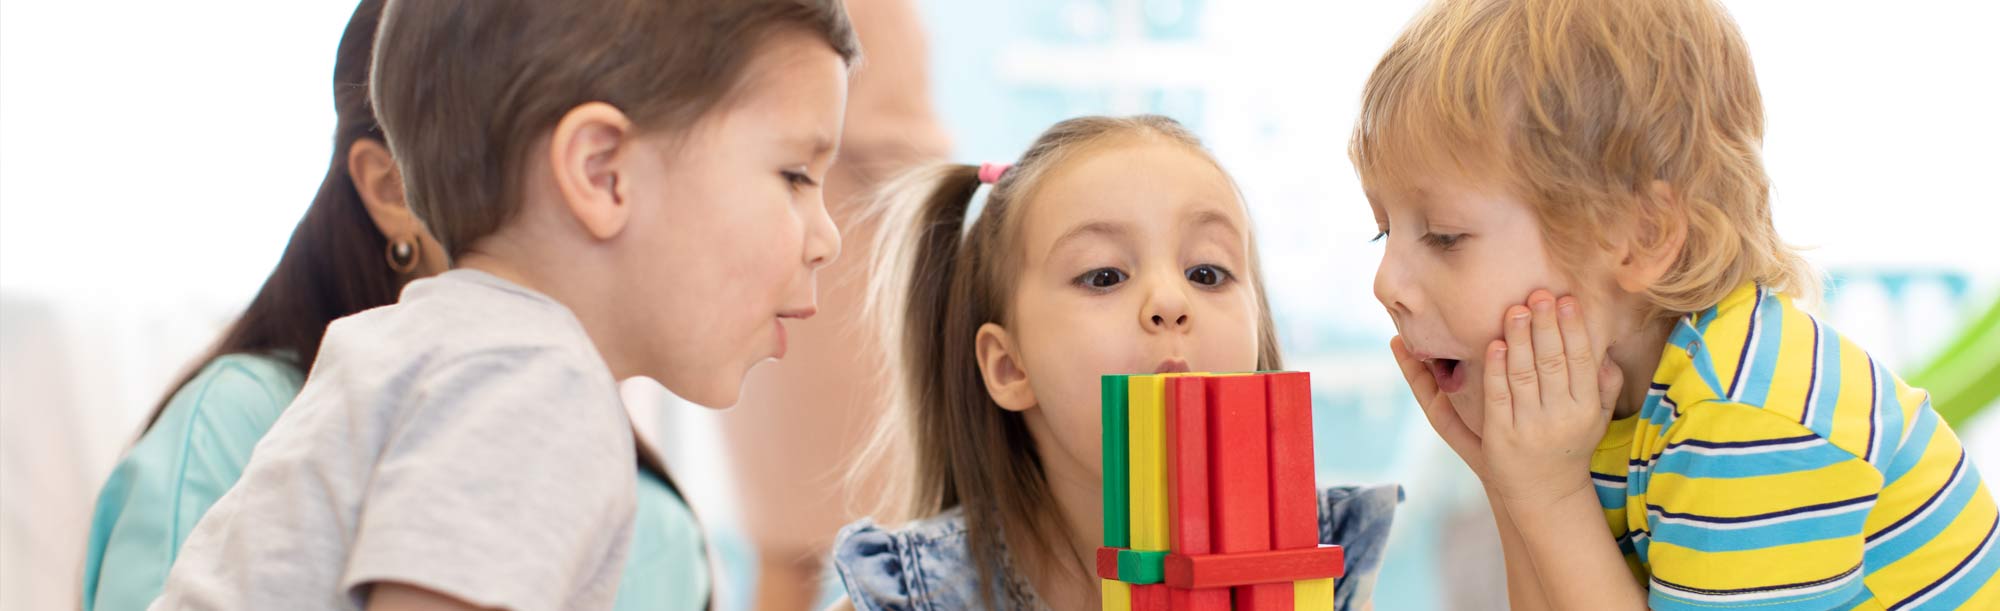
[1205,375,1271,554]
[1167,586,1231,611]
[1265,371,1318,550]
[1166,376,1212,554]
[1132,584,1169,611]
[1098,546,1122,580]
[1234,583,1292,611]
[1163,545,1347,589]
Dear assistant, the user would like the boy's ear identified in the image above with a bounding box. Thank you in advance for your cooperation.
[549,102,635,241]
[1611,180,1690,293]
[975,322,1037,412]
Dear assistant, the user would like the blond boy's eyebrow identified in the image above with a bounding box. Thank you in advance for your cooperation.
[1048,220,1132,255]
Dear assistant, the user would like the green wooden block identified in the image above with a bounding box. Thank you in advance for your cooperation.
[1102,374,1131,548]
[1117,549,1167,585]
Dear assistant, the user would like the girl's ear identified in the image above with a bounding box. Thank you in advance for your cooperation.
[548,101,635,241]
[975,322,1037,412]
[1611,180,1689,294]
[349,138,417,239]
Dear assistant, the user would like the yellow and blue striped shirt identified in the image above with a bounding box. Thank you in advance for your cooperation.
[1590,283,1999,610]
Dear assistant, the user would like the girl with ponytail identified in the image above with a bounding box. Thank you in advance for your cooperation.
[829,115,1401,610]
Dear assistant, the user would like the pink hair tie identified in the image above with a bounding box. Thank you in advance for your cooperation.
[978,162,1013,184]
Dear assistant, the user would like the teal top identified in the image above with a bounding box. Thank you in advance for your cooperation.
[82,353,710,610]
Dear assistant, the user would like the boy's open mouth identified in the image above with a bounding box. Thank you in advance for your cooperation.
[1426,358,1468,393]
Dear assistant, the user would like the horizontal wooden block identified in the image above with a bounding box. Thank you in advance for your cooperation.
[1098,547,1122,580]
[1118,549,1167,585]
[1163,545,1346,589]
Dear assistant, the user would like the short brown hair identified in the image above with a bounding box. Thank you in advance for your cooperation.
[372,0,860,259]
[1350,0,1817,313]
[859,116,1283,605]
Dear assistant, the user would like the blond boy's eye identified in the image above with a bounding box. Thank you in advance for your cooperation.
[1421,233,1464,250]
[1370,230,1388,243]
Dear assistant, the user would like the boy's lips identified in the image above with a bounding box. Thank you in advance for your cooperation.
[1426,357,1468,393]
[1404,344,1469,393]
[1153,358,1191,374]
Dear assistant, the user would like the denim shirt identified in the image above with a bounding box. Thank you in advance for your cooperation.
[834,484,1402,611]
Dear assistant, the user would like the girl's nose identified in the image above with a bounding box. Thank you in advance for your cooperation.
[1142,283,1191,333]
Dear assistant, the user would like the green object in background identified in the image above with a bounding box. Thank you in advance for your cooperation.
[1911,293,2000,427]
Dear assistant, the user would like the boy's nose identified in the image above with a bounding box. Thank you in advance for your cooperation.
[1374,251,1416,317]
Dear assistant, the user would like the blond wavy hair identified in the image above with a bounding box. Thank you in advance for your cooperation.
[1350,0,1818,314]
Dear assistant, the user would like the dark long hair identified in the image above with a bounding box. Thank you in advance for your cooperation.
[141,0,399,433]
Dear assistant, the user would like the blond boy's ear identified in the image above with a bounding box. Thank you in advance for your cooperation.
[975,322,1037,412]
[1612,180,1690,294]
[548,101,635,241]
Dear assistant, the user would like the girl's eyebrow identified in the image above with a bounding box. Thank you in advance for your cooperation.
[1047,220,1132,256]
[1183,207,1241,235]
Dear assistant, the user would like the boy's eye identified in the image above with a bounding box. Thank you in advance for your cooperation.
[1185,264,1234,287]
[1076,268,1128,289]
[1421,232,1464,250]
[1370,230,1388,243]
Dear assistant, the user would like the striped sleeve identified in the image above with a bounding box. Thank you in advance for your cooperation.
[1643,400,1885,611]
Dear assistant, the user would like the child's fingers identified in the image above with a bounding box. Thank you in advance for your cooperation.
[1483,339,1514,432]
[1395,337,1483,450]
[1598,358,1625,416]
[1389,336,1441,401]
[1556,296,1599,407]
[1502,305,1541,416]
[1527,292,1570,406]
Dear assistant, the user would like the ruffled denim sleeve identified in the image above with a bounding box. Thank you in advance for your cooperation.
[1318,484,1404,609]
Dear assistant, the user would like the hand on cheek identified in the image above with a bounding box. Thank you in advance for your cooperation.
[1390,335,1493,482]
[1481,290,1623,509]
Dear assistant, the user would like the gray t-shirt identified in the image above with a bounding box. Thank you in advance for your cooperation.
[150,269,637,611]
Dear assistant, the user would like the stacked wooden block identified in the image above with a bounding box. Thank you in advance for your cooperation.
[1099,372,1344,611]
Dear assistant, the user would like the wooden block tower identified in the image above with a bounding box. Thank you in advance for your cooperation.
[1099,372,1343,611]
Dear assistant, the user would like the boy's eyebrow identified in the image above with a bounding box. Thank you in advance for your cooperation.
[1048,220,1132,255]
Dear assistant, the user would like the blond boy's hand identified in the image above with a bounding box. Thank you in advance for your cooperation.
[1390,335,1494,483]
[1481,291,1623,510]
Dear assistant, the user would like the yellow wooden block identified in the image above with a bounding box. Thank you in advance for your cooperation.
[1102,579,1132,611]
[1127,374,1168,551]
[1294,577,1334,610]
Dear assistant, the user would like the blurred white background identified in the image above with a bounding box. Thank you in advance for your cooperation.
[4,1,1997,610]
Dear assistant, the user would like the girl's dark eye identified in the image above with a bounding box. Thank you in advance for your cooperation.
[1186,264,1234,287]
[1077,268,1128,289]
[1421,233,1464,250]
[782,170,817,189]
[1370,230,1388,243]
